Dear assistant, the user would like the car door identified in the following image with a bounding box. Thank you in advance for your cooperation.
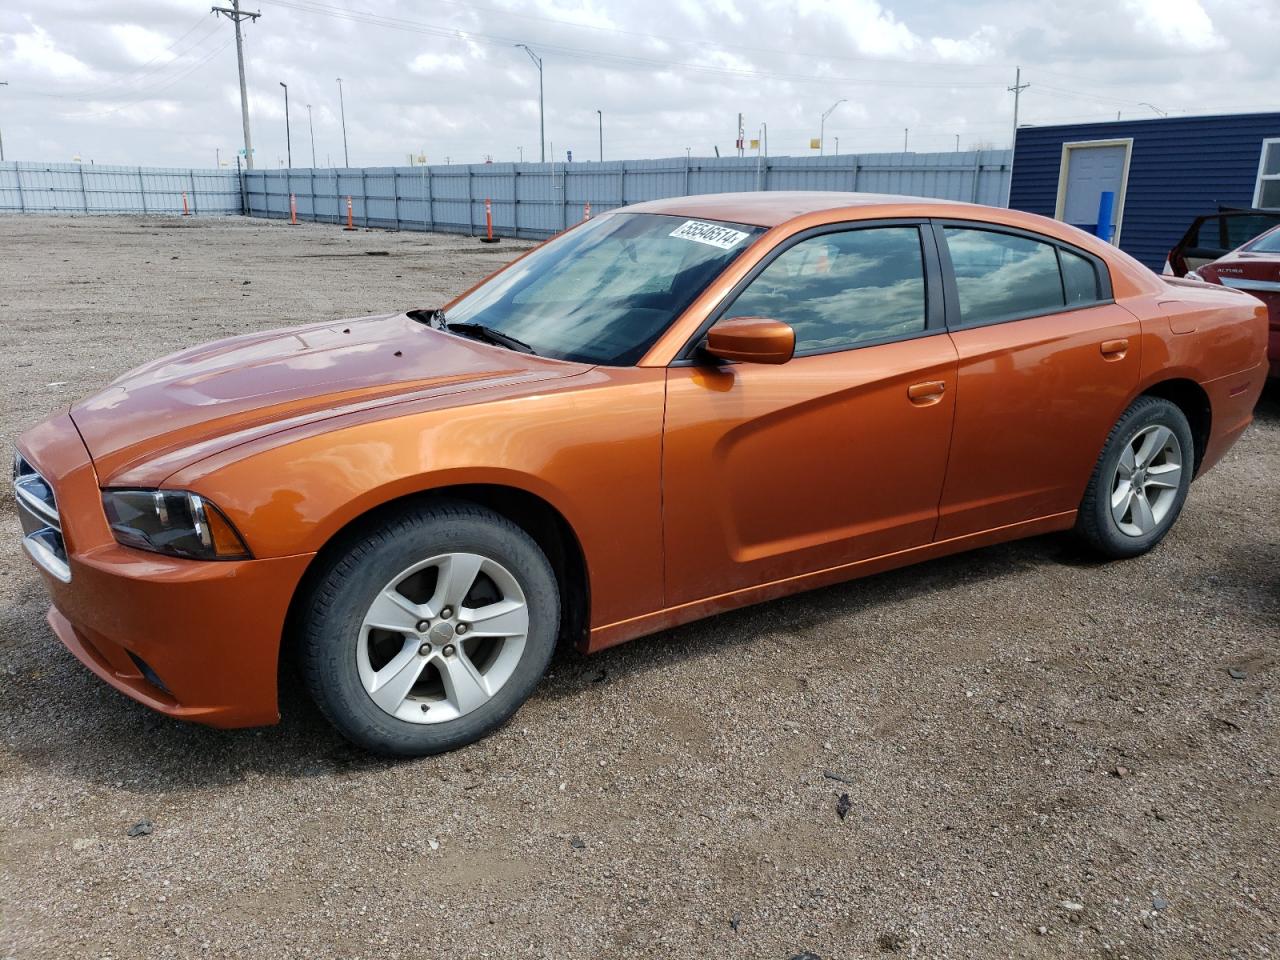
[661,221,959,607]
[932,221,1142,540]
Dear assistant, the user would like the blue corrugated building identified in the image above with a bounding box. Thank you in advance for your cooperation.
[1009,112,1280,270]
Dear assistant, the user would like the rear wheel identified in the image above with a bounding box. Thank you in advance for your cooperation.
[298,500,559,756]
[1076,396,1194,558]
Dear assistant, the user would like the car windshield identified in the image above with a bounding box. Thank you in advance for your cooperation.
[1244,227,1280,253]
[440,213,764,365]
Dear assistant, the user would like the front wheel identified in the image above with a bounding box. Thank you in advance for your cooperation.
[297,500,560,756]
[1076,396,1194,559]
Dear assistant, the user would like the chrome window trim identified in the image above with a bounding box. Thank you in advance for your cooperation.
[1219,277,1280,293]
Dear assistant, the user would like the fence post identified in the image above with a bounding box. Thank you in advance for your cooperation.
[512,166,520,239]
[619,164,626,207]
[971,150,982,203]
[392,167,400,231]
[561,163,567,233]
[14,163,25,213]
[137,166,148,214]
[78,163,89,213]
[466,165,474,236]
[189,169,198,215]
[334,169,341,224]
[850,156,859,192]
[359,168,367,227]
[684,155,690,196]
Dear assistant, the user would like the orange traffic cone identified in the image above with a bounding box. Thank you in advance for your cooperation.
[181,192,191,216]
[289,193,299,226]
[583,201,591,221]
[344,195,356,231]
[480,197,500,243]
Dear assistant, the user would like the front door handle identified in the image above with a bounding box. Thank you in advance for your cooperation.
[908,380,946,405]
[1100,338,1129,360]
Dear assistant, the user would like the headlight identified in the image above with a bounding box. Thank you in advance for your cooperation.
[101,489,251,560]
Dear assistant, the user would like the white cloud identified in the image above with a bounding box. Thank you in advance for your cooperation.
[0,0,1270,168]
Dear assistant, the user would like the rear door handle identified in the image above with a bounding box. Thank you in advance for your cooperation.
[908,380,946,405]
[1100,338,1129,359]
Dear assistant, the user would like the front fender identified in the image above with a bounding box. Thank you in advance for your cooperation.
[164,368,668,630]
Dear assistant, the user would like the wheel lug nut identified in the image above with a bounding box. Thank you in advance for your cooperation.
[456,624,468,635]
[418,643,432,656]
[440,607,453,619]
[416,620,431,632]
[442,644,456,657]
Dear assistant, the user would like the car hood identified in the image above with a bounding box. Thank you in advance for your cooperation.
[72,312,589,483]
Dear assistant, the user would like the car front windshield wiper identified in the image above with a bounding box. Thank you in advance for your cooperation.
[443,320,537,355]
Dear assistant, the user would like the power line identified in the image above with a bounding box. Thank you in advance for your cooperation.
[259,0,1005,90]
[60,39,234,120]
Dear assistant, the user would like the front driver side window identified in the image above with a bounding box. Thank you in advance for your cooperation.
[726,226,928,354]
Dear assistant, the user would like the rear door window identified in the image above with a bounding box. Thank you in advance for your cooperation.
[943,227,1065,326]
[1061,248,1102,304]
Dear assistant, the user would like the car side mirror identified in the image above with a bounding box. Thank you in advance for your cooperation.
[703,317,795,365]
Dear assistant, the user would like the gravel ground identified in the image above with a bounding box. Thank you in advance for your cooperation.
[0,215,1276,960]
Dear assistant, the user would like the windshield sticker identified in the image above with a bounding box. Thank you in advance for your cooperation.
[668,220,751,250]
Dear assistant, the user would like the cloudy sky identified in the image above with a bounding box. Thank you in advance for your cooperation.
[1,0,1276,169]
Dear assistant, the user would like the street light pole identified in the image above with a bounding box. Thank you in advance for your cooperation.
[0,81,8,163]
[336,77,349,167]
[279,81,291,168]
[306,103,316,167]
[819,98,846,156]
[515,44,544,163]
[596,109,602,162]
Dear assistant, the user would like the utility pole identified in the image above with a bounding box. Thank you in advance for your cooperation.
[956,133,960,152]
[596,109,602,162]
[336,77,349,167]
[904,128,909,151]
[834,136,839,155]
[518,146,523,162]
[1008,65,1030,151]
[279,81,291,168]
[514,45,544,162]
[820,98,845,156]
[212,0,260,169]
[737,112,744,157]
[306,103,316,167]
[0,81,8,162]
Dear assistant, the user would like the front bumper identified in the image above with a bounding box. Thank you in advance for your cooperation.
[16,413,314,728]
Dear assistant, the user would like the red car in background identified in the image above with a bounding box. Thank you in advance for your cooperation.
[1192,224,1280,378]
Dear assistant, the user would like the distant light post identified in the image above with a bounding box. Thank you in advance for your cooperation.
[819,98,845,156]
[518,145,523,163]
[834,136,839,155]
[279,81,291,168]
[336,77,349,167]
[596,109,603,162]
[306,103,316,167]
[1139,102,1167,118]
[515,44,545,162]
[0,80,8,163]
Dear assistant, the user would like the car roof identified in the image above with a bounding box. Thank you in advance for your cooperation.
[619,190,1166,300]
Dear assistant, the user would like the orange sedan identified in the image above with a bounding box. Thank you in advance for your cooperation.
[14,193,1268,755]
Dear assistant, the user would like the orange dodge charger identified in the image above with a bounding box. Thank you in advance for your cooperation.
[15,193,1268,755]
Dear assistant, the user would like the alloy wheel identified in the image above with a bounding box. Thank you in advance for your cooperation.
[1110,424,1184,537]
[356,552,530,723]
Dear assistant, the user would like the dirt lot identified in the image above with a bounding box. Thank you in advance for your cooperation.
[0,214,1276,960]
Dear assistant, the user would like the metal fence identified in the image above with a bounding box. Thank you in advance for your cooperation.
[0,162,243,215]
[245,150,1012,239]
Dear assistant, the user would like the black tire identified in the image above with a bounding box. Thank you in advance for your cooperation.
[297,499,559,756]
[1076,396,1195,559]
